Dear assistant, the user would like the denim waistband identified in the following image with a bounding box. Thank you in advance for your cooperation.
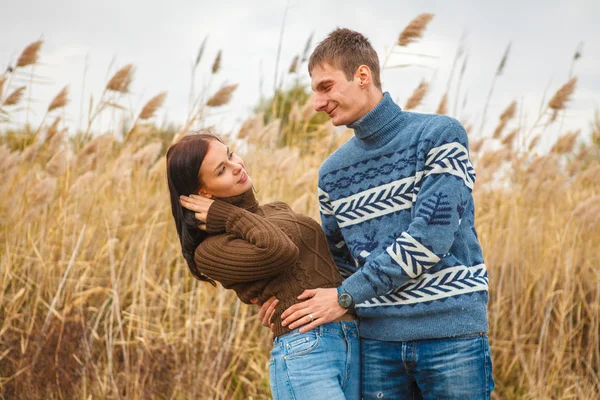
[273,320,359,344]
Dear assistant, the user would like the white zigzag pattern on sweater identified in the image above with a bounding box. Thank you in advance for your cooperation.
[329,176,414,228]
[356,264,488,307]
[319,142,474,228]
[386,232,440,278]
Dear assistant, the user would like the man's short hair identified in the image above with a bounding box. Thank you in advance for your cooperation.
[309,28,381,91]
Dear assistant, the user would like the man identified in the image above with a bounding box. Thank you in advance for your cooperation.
[261,28,494,399]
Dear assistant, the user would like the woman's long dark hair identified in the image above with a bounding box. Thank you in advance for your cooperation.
[166,132,221,285]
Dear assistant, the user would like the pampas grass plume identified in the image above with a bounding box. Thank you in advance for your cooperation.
[397,13,434,46]
[106,64,134,93]
[139,92,167,120]
[4,86,27,106]
[206,84,238,107]
[404,81,428,110]
[48,85,69,112]
[16,40,43,67]
[548,77,577,111]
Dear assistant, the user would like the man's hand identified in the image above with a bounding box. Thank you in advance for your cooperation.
[250,296,279,333]
[281,288,347,333]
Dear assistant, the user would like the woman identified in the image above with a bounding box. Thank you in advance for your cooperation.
[166,132,359,400]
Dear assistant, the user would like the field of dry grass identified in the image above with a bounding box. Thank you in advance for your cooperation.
[1,16,600,399]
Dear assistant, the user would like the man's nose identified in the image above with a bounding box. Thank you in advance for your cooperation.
[314,94,327,112]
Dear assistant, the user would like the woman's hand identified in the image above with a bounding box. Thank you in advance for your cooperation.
[179,194,215,230]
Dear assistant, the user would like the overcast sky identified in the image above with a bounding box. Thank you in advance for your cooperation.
[1,0,599,150]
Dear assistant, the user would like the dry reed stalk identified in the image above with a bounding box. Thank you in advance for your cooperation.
[45,116,61,142]
[237,113,264,139]
[528,135,541,151]
[288,55,299,74]
[470,138,484,153]
[16,40,43,67]
[47,85,69,112]
[0,75,7,99]
[502,128,519,148]
[212,50,222,74]
[572,194,600,229]
[28,175,57,208]
[132,142,163,172]
[106,64,134,93]
[463,122,473,134]
[46,148,68,177]
[436,92,448,115]
[493,100,517,139]
[138,92,167,120]
[550,130,579,154]
[301,32,314,62]
[301,95,316,120]
[22,143,39,162]
[404,81,428,110]
[548,77,577,111]
[397,13,435,46]
[3,86,26,106]
[47,128,67,154]
[206,84,238,107]
[69,171,96,194]
[500,100,517,120]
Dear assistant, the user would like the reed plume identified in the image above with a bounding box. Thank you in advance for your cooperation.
[48,85,69,112]
[16,40,43,67]
[288,55,299,74]
[501,128,519,148]
[493,100,517,139]
[139,92,167,120]
[46,148,68,177]
[106,64,134,93]
[3,86,26,106]
[436,92,448,115]
[301,32,314,62]
[548,77,577,111]
[397,13,435,46]
[0,75,7,99]
[404,81,428,110]
[212,50,222,74]
[206,84,238,107]
[550,130,579,154]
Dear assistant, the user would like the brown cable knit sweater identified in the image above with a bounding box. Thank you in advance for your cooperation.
[193,189,343,337]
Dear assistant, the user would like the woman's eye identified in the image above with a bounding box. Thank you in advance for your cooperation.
[228,152,234,160]
[218,166,225,176]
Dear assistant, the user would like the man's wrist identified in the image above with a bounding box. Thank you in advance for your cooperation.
[336,286,354,309]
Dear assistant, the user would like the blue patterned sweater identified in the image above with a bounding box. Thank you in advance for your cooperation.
[318,93,489,341]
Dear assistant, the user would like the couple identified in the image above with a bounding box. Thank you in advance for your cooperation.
[167,28,494,400]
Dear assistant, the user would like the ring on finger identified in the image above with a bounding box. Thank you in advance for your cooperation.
[308,313,314,322]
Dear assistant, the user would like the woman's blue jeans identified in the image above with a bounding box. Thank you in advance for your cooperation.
[361,333,495,399]
[269,320,360,400]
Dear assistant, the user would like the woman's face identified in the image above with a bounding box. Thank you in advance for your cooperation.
[198,140,252,198]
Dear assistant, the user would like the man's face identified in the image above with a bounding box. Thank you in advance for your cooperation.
[311,62,369,126]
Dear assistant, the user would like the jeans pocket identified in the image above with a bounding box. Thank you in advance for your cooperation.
[284,330,320,359]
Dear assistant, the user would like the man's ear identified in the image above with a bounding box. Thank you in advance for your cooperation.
[355,65,371,87]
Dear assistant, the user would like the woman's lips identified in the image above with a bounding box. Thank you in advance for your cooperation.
[239,171,247,184]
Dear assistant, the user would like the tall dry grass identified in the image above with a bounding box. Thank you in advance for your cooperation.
[1,22,600,400]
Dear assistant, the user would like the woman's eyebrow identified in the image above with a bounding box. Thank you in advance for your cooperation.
[212,146,230,173]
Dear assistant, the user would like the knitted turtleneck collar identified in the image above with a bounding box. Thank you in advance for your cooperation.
[347,92,407,148]
[216,188,259,213]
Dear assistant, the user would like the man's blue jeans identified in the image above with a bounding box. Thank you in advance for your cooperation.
[362,333,494,399]
[269,321,360,400]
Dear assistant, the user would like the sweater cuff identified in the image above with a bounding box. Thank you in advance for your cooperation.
[340,269,378,305]
[205,200,240,234]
